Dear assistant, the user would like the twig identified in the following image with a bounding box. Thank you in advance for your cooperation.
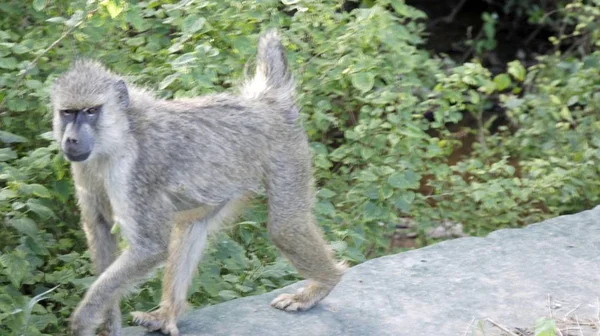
[523,9,560,45]
[463,317,476,336]
[563,32,591,56]
[485,318,519,336]
[554,18,568,54]
[428,0,468,28]
[475,110,488,152]
[594,297,600,336]
[547,295,565,336]
[564,303,581,318]
[557,323,565,336]
[548,295,555,319]
[576,315,584,336]
[0,6,100,112]
[460,27,482,64]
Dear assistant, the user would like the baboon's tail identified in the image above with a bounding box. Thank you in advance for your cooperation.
[241,30,297,120]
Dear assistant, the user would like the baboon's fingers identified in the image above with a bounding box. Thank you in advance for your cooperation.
[271,283,331,312]
[131,311,180,336]
[131,311,162,331]
[271,293,298,311]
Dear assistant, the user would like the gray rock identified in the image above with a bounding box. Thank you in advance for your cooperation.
[123,206,600,336]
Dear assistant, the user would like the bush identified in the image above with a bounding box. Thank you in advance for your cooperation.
[1,0,599,334]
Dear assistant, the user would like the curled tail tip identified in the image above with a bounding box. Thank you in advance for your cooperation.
[242,29,295,102]
[257,29,289,78]
[258,29,284,52]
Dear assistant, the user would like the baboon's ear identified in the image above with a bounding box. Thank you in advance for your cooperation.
[114,79,129,108]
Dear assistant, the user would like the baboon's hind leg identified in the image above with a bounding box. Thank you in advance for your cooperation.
[267,149,346,312]
[131,199,245,336]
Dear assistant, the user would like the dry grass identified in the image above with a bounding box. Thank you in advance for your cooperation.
[464,296,600,336]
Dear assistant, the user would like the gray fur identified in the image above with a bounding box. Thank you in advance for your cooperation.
[51,30,346,336]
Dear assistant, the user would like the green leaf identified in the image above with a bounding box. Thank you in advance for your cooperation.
[32,0,46,11]
[0,148,17,161]
[534,317,556,336]
[182,15,206,34]
[351,72,375,93]
[12,44,31,54]
[493,74,511,90]
[9,217,39,238]
[388,170,421,190]
[48,268,76,284]
[549,95,561,105]
[317,188,337,199]
[26,199,55,219]
[234,284,253,293]
[171,53,197,67]
[393,192,415,212]
[126,37,145,47]
[508,60,526,81]
[46,17,66,24]
[363,201,384,220]
[389,0,409,16]
[358,170,379,182]
[504,96,523,109]
[22,184,51,198]
[218,290,240,301]
[126,7,150,31]
[70,276,96,289]
[315,200,336,217]
[0,188,17,201]
[0,131,28,144]
[473,190,486,202]
[53,179,71,202]
[559,106,573,122]
[25,79,42,89]
[105,0,124,18]
[259,260,294,278]
[159,73,179,90]
[222,274,239,283]
[387,172,405,188]
[0,251,29,287]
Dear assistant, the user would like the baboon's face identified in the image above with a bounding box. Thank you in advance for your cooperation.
[51,60,130,163]
[57,105,101,162]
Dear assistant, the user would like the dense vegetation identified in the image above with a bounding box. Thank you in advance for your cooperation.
[1,0,599,334]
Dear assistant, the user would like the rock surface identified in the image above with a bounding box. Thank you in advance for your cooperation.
[123,206,600,336]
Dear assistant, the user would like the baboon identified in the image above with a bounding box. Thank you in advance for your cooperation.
[50,30,346,336]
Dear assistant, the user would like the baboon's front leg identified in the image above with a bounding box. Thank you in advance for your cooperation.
[79,199,121,335]
[71,202,170,336]
[71,248,166,336]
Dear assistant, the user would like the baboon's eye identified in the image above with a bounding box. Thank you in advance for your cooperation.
[60,109,77,117]
[85,106,101,115]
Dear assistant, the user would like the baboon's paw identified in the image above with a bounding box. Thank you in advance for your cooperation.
[271,288,320,312]
[131,311,179,336]
[271,293,303,311]
[131,311,162,331]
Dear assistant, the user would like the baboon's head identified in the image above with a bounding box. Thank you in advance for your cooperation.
[50,59,130,163]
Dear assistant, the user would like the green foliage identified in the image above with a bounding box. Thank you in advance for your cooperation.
[1,0,600,334]
[466,12,499,56]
